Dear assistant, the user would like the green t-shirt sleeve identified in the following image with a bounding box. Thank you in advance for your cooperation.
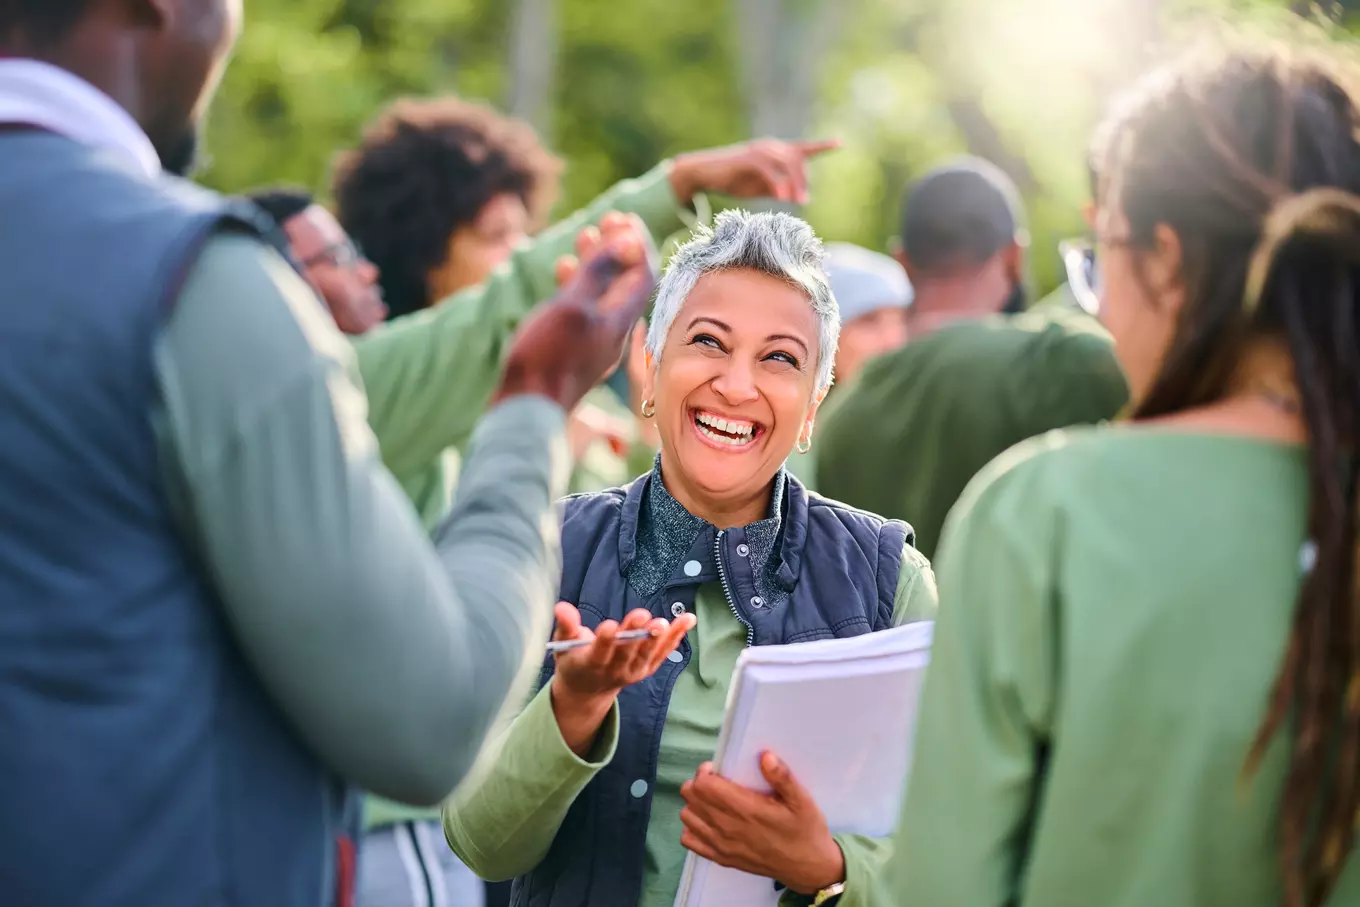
[892,541,939,625]
[157,232,570,808]
[443,683,621,881]
[879,442,1061,907]
[355,162,694,482]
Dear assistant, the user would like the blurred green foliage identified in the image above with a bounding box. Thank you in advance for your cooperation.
[202,0,1355,297]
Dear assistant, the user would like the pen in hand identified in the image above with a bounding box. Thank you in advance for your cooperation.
[546,629,655,654]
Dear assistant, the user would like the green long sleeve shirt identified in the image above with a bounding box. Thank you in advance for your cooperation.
[875,427,1360,907]
[443,546,938,907]
[154,231,570,807]
[353,163,696,529]
[352,162,698,828]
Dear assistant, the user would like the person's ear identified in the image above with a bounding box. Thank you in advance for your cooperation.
[1081,202,1097,231]
[639,350,658,415]
[1148,224,1186,316]
[891,242,916,283]
[799,387,828,445]
[1001,239,1024,285]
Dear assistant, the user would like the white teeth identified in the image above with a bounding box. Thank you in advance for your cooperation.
[695,411,756,447]
[699,424,751,446]
[696,412,753,438]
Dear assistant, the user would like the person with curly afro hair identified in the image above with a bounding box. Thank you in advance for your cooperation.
[333,97,564,320]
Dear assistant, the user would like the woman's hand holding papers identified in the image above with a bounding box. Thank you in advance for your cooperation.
[679,752,845,896]
[550,602,696,758]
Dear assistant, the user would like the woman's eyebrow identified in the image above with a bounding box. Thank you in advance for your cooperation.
[687,316,732,333]
[767,333,810,356]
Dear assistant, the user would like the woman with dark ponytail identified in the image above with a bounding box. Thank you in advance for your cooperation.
[876,43,1360,907]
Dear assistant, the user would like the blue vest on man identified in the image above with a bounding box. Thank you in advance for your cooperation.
[0,130,356,906]
[511,471,910,907]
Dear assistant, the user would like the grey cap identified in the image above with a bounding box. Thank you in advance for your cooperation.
[824,243,913,324]
[900,155,1026,273]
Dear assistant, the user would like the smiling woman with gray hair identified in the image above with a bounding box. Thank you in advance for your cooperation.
[443,209,937,907]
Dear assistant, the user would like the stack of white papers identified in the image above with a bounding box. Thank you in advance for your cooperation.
[674,621,935,907]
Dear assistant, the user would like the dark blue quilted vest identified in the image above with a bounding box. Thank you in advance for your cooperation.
[0,130,357,906]
[510,469,911,907]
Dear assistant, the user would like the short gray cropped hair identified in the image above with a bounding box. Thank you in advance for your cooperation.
[645,209,840,393]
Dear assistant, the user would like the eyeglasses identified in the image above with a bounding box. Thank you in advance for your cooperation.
[300,239,367,271]
[1058,238,1101,316]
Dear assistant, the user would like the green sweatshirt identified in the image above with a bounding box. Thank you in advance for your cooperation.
[875,428,1360,907]
[356,163,700,828]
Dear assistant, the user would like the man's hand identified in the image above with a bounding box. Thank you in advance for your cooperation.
[680,752,845,896]
[492,215,657,412]
[668,138,842,207]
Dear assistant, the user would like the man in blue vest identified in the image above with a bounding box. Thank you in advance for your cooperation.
[0,2,657,905]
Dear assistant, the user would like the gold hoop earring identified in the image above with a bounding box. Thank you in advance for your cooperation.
[796,437,812,454]
[640,399,656,419]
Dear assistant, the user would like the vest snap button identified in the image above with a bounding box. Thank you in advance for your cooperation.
[683,559,701,577]
[667,649,684,663]
[671,601,686,617]
[750,595,764,608]
[630,779,649,798]
[736,543,750,557]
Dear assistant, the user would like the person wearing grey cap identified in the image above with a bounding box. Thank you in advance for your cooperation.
[894,155,1028,336]
[783,242,913,490]
[825,242,914,385]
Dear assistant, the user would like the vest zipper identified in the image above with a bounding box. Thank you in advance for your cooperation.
[714,529,754,647]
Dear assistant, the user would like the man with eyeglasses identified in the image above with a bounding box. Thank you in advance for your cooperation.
[249,187,389,335]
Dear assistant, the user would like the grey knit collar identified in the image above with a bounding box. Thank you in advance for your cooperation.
[627,455,787,605]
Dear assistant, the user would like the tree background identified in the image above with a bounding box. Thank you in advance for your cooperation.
[201,0,1358,296]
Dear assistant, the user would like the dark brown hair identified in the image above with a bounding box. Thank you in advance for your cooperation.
[1095,45,1360,907]
[332,97,562,319]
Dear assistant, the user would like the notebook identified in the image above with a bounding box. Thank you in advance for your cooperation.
[673,620,935,907]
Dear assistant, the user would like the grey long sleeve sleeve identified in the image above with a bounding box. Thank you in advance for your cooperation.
[152,231,568,805]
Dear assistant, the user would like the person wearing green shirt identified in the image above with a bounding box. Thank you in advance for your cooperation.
[877,46,1360,907]
[0,2,663,889]
[445,210,937,907]
[814,158,1128,559]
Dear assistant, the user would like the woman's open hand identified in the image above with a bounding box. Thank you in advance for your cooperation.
[680,752,845,896]
[550,602,695,757]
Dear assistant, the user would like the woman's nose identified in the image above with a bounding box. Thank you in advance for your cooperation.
[711,360,759,405]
